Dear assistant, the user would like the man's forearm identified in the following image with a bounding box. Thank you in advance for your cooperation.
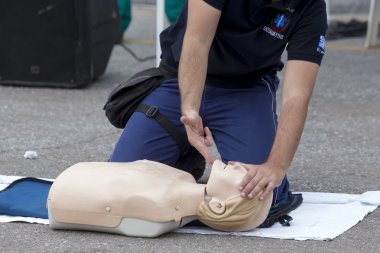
[178,38,209,114]
[266,97,310,172]
[177,0,221,114]
[266,60,319,173]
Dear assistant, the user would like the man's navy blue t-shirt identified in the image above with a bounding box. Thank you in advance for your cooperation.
[160,0,328,84]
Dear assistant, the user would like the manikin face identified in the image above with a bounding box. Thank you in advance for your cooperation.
[204,160,246,213]
[197,160,273,232]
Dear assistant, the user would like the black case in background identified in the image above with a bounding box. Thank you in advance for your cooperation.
[0,0,120,88]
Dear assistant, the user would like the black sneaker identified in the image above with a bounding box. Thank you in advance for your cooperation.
[259,192,303,228]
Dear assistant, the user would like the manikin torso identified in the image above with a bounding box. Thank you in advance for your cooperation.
[48,160,272,237]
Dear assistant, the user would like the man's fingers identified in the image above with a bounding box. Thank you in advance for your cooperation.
[186,130,214,165]
[259,183,275,201]
[195,142,214,165]
[239,166,257,191]
[247,180,267,199]
[204,127,214,147]
[181,114,215,163]
[240,173,261,197]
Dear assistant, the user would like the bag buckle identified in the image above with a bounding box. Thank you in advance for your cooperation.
[278,214,293,226]
[145,106,159,118]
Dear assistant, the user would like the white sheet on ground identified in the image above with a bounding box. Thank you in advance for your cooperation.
[0,175,379,241]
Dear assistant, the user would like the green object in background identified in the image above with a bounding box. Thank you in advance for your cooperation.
[118,0,186,36]
[165,0,186,24]
[118,0,132,35]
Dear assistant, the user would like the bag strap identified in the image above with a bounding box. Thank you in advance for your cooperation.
[135,104,189,156]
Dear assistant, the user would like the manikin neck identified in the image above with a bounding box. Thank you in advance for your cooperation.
[174,182,206,218]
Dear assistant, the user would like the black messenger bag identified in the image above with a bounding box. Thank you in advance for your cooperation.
[103,67,172,129]
[103,67,190,156]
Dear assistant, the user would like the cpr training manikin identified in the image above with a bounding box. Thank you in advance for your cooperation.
[47,160,272,237]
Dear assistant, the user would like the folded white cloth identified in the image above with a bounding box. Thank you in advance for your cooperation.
[0,175,24,189]
[1,175,379,241]
[177,191,380,241]
[0,215,49,225]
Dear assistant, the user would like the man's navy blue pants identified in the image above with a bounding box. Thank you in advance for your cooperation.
[110,73,289,207]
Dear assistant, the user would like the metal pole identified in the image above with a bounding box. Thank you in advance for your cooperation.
[365,0,380,48]
[325,0,331,24]
[156,0,165,66]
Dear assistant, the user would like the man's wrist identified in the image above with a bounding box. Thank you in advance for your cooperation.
[181,107,199,116]
[265,158,288,173]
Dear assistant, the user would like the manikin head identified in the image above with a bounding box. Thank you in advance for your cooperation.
[198,160,272,232]
[48,160,272,236]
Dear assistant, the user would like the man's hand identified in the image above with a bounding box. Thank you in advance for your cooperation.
[229,161,286,200]
[181,110,215,164]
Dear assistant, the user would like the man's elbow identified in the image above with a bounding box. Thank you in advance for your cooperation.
[184,32,213,51]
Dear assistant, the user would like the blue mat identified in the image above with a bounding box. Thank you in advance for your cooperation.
[0,178,52,219]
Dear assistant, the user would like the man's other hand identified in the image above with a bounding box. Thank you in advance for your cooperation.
[181,110,215,164]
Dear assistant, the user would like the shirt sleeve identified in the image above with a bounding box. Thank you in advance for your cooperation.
[203,0,226,10]
[286,0,328,65]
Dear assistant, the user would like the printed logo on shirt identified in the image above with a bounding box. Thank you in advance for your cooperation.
[263,12,291,40]
[317,35,326,54]
[274,13,287,31]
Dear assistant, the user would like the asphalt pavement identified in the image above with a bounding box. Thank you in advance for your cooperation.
[0,4,379,253]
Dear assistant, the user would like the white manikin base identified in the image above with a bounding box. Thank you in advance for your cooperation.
[48,208,197,238]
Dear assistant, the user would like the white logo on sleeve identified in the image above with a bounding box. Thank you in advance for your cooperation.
[317,35,325,54]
